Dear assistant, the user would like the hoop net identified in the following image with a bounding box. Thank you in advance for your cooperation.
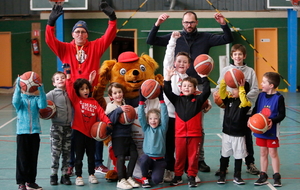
[290,0,300,11]
[49,0,65,6]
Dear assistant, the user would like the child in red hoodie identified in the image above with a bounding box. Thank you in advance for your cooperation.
[64,64,111,186]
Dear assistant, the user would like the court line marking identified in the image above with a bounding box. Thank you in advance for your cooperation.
[0,117,16,129]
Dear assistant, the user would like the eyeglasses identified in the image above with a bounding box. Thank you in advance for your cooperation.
[74,30,87,34]
[182,21,197,26]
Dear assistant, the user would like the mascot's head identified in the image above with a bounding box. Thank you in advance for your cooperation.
[100,51,162,99]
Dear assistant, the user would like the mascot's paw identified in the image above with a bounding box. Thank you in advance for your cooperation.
[105,170,118,182]
[103,135,112,147]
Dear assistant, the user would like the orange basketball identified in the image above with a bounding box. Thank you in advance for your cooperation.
[19,71,41,93]
[248,113,269,134]
[201,99,209,110]
[90,121,110,141]
[194,54,214,75]
[141,79,161,99]
[224,68,245,88]
[213,90,225,108]
[39,100,56,120]
[119,105,136,125]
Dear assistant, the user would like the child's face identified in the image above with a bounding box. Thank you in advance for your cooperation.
[79,83,90,98]
[174,55,190,74]
[109,87,124,104]
[180,81,196,96]
[231,88,239,98]
[52,73,66,89]
[231,50,246,66]
[261,76,272,93]
[148,112,159,128]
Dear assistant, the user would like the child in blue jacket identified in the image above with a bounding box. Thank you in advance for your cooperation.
[12,76,47,190]
[138,88,168,188]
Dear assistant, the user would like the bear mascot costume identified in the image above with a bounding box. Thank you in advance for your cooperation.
[92,51,164,181]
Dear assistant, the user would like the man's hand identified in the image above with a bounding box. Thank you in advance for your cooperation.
[99,1,116,21]
[214,13,226,25]
[47,4,63,26]
[155,13,169,27]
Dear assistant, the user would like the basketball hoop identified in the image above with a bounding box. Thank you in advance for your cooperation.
[49,0,65,6]
[290,0,300,11]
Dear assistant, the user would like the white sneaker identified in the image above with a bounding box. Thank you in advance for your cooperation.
[88,174,98,184]
[163,170,174,182]
[127,177,140,188]
[117,178,133,189]
[75,177,84,186]
[195,175,201,183]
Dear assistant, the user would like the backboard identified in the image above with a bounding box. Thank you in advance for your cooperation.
[30,0,88,11]
[267,0,294,9]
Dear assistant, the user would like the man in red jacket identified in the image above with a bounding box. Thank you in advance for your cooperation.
[45,1,117,88]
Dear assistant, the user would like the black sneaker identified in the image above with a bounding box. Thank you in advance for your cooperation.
[233,176,245,185]
[246,163,260,175]
[254,172,269,186]
[170,176,183,186]
[18,184,26,190]
[26,183,43,190]
[188,176,197,187]
[50,174,58,185]
[141,177,151,188]
[198,161,210,172]
[217,175,226,184]
[61,174,72,185]
[273,173,282,187]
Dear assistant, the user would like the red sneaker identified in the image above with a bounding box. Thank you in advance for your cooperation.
[67,166,74,176]
[95,165,109,174]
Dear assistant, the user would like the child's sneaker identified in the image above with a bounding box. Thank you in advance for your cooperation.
[246,163,260,175]
[26,183,43,190]
[254,172,268,186]
[233,176,245,185]
[75,177,84,186]
[18,184,26,190]
[95,164,109,174]
[50,174,58,185]
[188,176,197,187]
[217,171,226,184]
[170,176,183,186]
[67,166,74,176]
[273,173,282,187]
[127,177,140,188]
[61,174,72,185]
[88,174,98,184]
[141,177,151,188]
[117,178,133,189]
[195,175,201,183]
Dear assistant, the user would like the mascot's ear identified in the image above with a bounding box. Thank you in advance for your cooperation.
[99,59,117,86]
[140,53,159,71]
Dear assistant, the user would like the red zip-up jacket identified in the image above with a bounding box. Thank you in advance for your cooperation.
[164,77,211,137]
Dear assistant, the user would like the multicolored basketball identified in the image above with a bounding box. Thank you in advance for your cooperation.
[194,54,214,75]
[90,121,110,141]
[39,100,57,120]
[119,105,136,125]
[19,71,41,93]
[213,90,225,108]
[141,79,161,99]
[224,68,245,88]
[248,113,269,134]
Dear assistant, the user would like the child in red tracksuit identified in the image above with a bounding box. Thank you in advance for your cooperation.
[64,65,112,186]
[163,67,211,187]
